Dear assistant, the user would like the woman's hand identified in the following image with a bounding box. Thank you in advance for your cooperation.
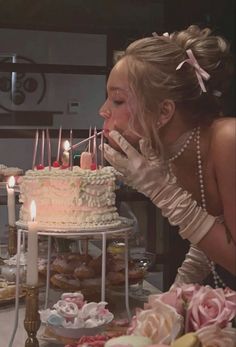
[103,130,169,198]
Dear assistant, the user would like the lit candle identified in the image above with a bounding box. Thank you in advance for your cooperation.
[26,200,38,286]
[62,140,70,167]
[32,129,39,170]
[7,176,16,227]
[69,129,73,170]
[46,128,51,170]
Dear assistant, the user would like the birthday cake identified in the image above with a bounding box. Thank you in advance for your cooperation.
[18,165,122,230]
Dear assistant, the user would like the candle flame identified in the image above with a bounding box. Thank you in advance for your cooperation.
[64,140,70,151]
[8,176,15,188]
[30,200,37,221]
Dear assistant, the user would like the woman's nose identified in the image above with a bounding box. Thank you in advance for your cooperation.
[99,104,111,119]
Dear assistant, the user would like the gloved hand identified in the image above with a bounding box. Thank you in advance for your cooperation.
[174,245,211,284]
[102,130,170,198]
[103,130,216,245]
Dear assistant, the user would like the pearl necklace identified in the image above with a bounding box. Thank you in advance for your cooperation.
[195,127,226,288]
[168,126,226,288]
[168,127,197,174]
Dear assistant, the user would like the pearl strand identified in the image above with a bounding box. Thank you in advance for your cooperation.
[195,127,226,288]
[168,128,197,175]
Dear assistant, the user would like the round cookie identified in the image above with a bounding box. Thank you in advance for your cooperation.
[105,335,152,347]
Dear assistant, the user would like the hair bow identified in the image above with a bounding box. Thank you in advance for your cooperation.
[176,49,210,93]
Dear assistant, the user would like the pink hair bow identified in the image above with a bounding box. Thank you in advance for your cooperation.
[176,49,210,93]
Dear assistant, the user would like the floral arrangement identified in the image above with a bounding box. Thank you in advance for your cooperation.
[127,283,236,346]
[63,284,236,347]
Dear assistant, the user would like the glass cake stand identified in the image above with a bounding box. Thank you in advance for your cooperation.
[8,217,134,347]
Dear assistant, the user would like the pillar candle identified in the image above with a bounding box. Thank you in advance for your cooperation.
[26,200,38,286]
[62,140,70,167]
[7,176,16,227]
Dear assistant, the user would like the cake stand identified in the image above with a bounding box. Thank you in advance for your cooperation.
[8,218,134,347]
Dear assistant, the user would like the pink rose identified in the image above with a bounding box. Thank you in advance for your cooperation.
[145,286,185,316]
[186,286,236,332]
[176,283,201,303]
[196,324,236,347]
[129,300,183,344]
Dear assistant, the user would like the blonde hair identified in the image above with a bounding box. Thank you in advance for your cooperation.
[118,25,234,150]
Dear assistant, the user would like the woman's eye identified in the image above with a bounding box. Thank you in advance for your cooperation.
[113,100,124,106]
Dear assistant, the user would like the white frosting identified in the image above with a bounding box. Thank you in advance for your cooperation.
[19,166,121,229]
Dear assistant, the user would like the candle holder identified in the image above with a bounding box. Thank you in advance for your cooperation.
[23,285,41,347]
[8,225,17,257]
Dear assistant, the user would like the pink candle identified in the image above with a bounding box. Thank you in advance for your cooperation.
[32,129,39,170]
[40,130,45,166]
[88,126,92,153]
[93,127,97,168]
[56,126,62,162]
[101,130,104,168]
[46,129,51,170]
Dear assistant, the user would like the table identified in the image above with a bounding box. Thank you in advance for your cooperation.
[1,278,161,347]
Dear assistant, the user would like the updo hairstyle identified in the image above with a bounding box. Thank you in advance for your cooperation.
[118,25,234,149]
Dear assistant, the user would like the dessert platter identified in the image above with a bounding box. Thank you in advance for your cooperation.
[40,292,114,339]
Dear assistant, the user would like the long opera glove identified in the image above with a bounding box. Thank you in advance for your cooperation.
[175,245,211,284]
[103,130,216,245]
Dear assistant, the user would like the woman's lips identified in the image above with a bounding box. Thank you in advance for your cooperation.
[103,128,110,137]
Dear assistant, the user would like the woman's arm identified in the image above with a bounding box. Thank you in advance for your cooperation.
[103,129,236,275]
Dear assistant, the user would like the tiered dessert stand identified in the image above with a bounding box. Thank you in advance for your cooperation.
[8,217,134,347]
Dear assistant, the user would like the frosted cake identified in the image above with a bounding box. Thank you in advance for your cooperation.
[18,166,121,230]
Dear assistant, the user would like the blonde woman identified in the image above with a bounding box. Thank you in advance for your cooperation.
[99,25,236,289]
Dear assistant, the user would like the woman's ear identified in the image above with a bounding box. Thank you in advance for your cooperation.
[158,99,175,128]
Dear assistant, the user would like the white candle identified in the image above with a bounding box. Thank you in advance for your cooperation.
[26,200,38,286]
[7,176,16,227]
[62,140,70,167]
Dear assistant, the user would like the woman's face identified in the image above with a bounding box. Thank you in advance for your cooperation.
[99,58,141,150]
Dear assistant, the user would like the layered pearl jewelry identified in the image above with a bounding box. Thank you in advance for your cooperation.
[195,127,226,288]
[168,126,226,288]
[168,127,197,175]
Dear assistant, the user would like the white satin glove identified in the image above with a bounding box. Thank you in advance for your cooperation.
[174,245,211,284]
[103,130,216,245]
[103,130,170,198]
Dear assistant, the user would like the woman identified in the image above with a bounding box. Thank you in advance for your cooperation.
[99,25,236,288]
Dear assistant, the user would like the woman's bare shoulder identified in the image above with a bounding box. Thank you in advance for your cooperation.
[210,117,236,139]
[209,117,236,172]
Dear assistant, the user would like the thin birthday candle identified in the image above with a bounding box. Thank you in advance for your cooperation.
[46,129,51,170]
[93,126,97,168]
[41,130,45,166]
[101,130,104,168]
[32,129,39,170]
[69,129,73,170]
[88,126,92,153]
[71,131,103,150]
[56,126,62,162]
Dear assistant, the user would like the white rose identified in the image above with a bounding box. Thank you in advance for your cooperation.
[131,300,183,344]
